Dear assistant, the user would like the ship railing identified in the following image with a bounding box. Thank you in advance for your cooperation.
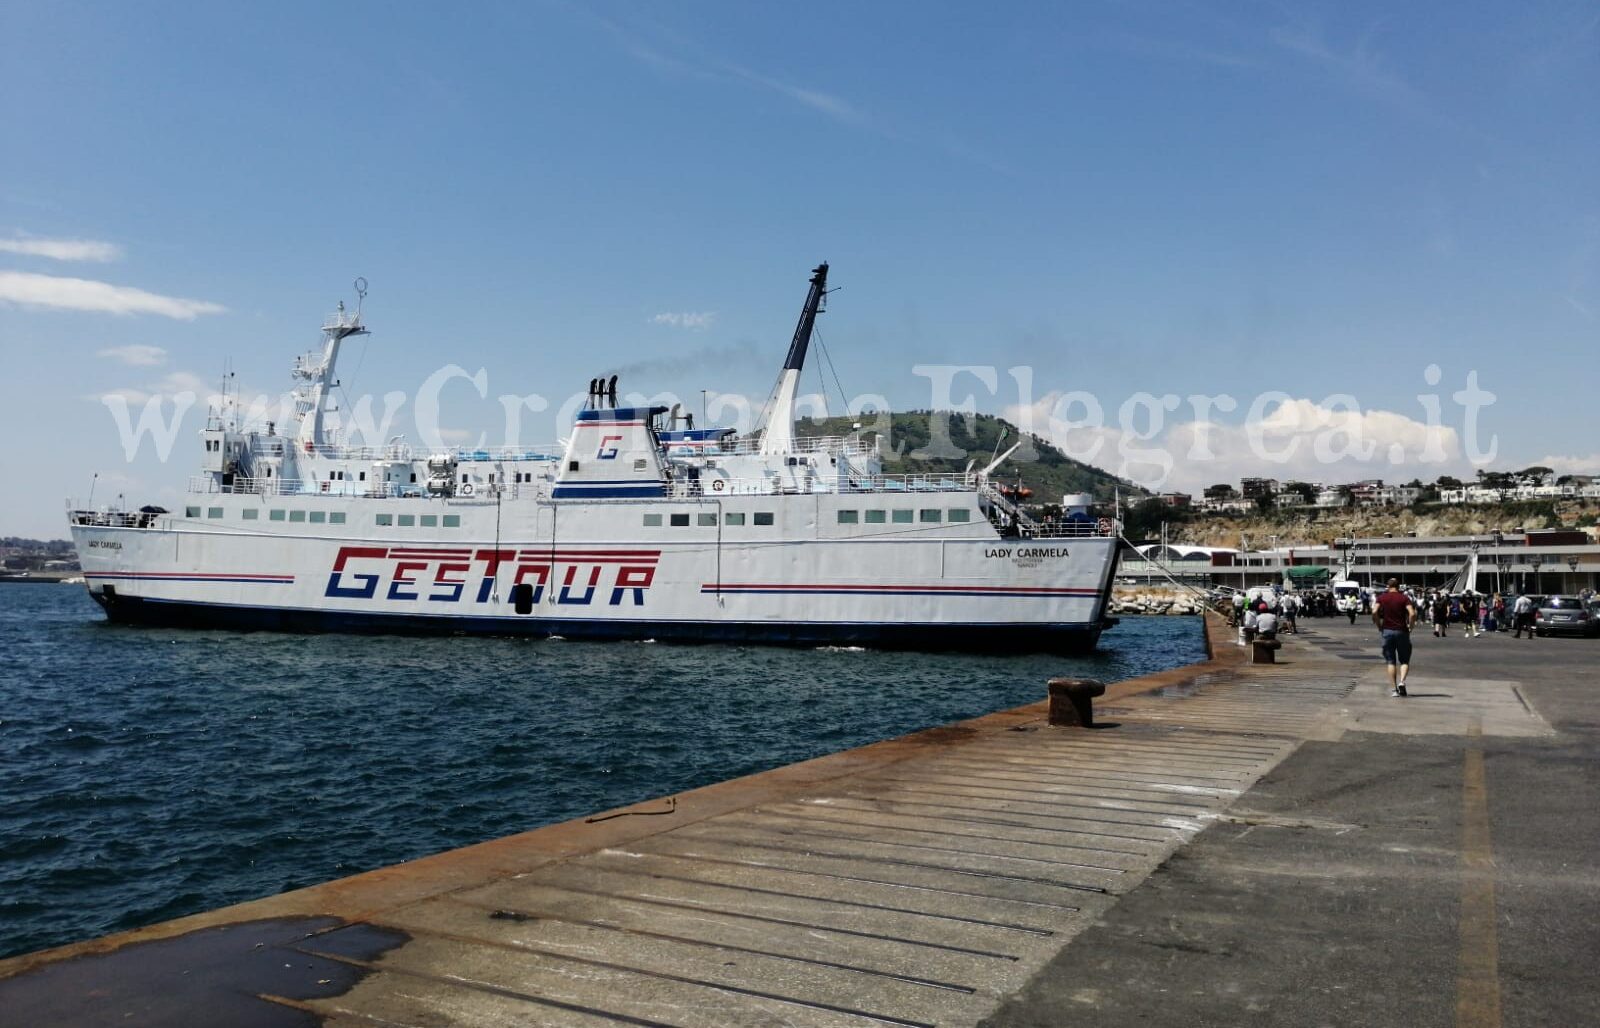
[695,434,877,458]
[322,307,363,332]
[1026,519,1115,539]
[837,472,977,493]
[664,472,978,498]
[250,440,561,463]
[187,475,412,498]
[68,509,159,529]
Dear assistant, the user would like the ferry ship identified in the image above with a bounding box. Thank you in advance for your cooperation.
[69,265,1122,652]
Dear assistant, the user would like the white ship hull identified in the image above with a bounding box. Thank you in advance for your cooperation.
[68,268,1124,653]
[71,496,1119,653]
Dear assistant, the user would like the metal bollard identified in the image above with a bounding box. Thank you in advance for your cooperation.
[1048,677,1107,727]
[1251,639,1282,664]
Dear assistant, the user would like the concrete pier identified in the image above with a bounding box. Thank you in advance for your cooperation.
[2,616,1596,1026]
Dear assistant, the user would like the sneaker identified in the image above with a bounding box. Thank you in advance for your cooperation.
[1390,687,1402,697]
[1397,682,1407,696]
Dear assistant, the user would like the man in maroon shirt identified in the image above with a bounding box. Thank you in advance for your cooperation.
[1372,578,1417,696]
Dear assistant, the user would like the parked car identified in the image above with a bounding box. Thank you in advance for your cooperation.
[1534,595,1600,638]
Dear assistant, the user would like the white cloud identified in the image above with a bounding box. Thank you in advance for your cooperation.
[649,311,717,330]
[93,370,213,406]
[1269,22,1428,116]
[1007,391,1470,493]
[97,344,168,366]
[724,64,869,127]
[0,234,122,262]
[1532,453,1600,476]
[0,271,225,319]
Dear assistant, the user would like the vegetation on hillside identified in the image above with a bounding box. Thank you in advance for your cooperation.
[1157,500,1596,549]
[795,411,1143,503]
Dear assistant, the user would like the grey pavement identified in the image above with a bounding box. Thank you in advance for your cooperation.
[982,617,1599,1028]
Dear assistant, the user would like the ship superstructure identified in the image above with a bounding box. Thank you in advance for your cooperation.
[69,265,1121,651]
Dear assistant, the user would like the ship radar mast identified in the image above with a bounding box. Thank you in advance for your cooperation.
[293,278,368,449]
[755,262,828,455]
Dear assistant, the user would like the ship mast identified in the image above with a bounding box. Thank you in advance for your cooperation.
[293,278,368,450]
[756,262,828,455]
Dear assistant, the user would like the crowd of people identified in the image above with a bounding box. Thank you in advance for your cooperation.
[1215,580,1594,702]
[1226,590,1301,644]
[1219,582,1595,642]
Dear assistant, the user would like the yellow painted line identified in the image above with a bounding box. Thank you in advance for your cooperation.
[1457,719,1500,1028]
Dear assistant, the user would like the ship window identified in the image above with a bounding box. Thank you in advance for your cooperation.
[697,513,717,527]
[891,509,913,524]
[488,474,495,485]
[420,515,437,527]
[270,509,286,521]
[754,512,774,526]
[670,513,690,527]
[569,461,580,472]
[265,467,272,478]
[442,514,460,528]
[462,473,469,483]
[920,509,942,523]
[359,471,366,482]
[330,512,346,525]
[207,507,223,519]
[186,506,201,518]
[865,510,886,524]
[375,513,393,526]
[724,512,745,526]
[309,511,326,524]
[948,508,971,523]
[643,514,662,527]
[289,510,306,523]
[397,514,414,527]
[837,510,859,524]
[242,508,259,520]
[409,473,417,483]
[634,459,647,472]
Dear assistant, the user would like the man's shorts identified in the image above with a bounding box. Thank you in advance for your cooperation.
[1381,628,1412,665]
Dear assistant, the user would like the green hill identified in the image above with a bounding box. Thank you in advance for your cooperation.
[794,411,1142,504]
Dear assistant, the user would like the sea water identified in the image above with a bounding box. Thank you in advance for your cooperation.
[0,583,1203,959]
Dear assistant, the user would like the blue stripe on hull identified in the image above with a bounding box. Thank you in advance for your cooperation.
[94,594,1106,654]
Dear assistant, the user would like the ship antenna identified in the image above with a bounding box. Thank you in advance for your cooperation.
[353,277,368,321]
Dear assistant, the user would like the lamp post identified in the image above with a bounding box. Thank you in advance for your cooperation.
[1468,542,1480,594]
[1569,556,1581,593]
[1530,554,1544,594]
[1497,561,1510,598]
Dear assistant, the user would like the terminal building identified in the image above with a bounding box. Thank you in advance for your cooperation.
[1204,530,1599,595]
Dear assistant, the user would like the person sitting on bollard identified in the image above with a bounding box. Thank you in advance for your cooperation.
[1256,608,1279,641]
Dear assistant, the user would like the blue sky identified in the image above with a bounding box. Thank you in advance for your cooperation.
[2,0,1596,536]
